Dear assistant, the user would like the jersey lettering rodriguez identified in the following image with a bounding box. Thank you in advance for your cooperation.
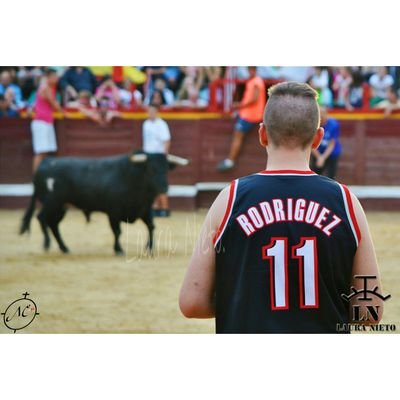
[214,170,361,333]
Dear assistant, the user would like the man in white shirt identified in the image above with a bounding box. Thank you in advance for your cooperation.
[369,67,394,106]
[142,104,171,217]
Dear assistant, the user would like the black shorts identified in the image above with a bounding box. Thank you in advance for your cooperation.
[151,153,169,194]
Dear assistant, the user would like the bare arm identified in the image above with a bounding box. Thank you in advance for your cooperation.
[164,140,171,154]
[179,186,230,318]
[349,192,384,324]
[320,139,336,160]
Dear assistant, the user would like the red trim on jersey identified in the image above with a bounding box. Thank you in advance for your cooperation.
[262,237,289,310]
[258,169,317,175]
[292,237,319,309]
[342,184,362,243]
[213,180,237,246]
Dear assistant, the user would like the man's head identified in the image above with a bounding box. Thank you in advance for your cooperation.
[147,103,159,120]
[248,66,257,78]
[78,90,92,106]
[154,78,166,91]
[378,67,388,78]
[45,68,59,86]
[0,71,12,86]
[260,81,323,150]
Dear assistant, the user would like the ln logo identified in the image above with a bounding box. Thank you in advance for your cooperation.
[1,292,40,333]
[341,275,391,322]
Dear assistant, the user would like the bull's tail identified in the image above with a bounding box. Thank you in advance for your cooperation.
[20,191,37,235]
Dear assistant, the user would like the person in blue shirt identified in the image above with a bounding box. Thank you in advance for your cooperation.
[311,107,341,179]
[0,70,24,109]
[0,94,19,118]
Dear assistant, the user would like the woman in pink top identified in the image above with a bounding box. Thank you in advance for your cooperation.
[31,69,63,171]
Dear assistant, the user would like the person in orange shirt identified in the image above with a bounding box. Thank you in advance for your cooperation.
[217,67,266,171]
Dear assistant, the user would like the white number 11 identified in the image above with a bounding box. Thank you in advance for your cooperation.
[262,237,319,310]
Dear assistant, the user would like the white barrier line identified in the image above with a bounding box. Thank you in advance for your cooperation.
[2,183,400,199]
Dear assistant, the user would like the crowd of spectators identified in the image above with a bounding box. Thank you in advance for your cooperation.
[1,66,400,118]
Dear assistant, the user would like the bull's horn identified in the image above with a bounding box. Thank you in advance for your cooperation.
[167,154,190,166]
[130,154,148,163]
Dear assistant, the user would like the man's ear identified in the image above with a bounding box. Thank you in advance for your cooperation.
[259,123,268,147]
[311,127,324,150]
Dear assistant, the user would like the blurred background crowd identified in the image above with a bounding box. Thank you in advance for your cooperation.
[1,66,400,118]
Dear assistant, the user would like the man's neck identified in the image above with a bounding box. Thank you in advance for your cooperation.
[265,148,311,171]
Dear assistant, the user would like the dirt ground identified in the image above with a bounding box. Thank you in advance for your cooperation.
[0,209,399,333]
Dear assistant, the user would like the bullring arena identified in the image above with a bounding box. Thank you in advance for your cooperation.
[1,95,400,333]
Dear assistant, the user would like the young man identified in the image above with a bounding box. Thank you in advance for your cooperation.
[31,69,63,172]
[311,107,341,179]
[180,81,383,333]
[217,66,266,172]
[142,104,171,217]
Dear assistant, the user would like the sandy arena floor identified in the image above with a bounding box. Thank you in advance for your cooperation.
[0,209,399,333]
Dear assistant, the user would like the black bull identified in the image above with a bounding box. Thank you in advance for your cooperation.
[20,152,189,255]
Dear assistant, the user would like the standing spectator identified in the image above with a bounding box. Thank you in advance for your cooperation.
[217,66,266,172]
[0,70,24,108]
[0,94,19,117]
[308,67,333,107]
[332,67,353,110]
[142,104,171,217]
[369,67,394,106]
[60,67,97,104]
[311,107,341,179]
[31,69,64,172]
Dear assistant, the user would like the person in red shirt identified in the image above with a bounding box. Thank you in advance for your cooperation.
[217,67,266,171]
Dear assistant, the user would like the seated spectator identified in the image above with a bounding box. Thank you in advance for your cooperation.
[149,89,167,107]
[0,94,19,117]
[66,90,97,109]
[348,70,364,109]
[374,87,400,117]
[145,78,175,106]
[308,67,333,107]
[95,76,121,109]
[119,78,143,109]
[78,95,121,126]
[0,70,24,108]
[369,67,394,106]
[175,67,208,107]
[333,67,353,110]
[16,67,44,101]
[60,67,97,104]
[198,67,222,105]
[163,67,184,93]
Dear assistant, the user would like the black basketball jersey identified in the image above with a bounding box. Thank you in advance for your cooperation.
[214,169,361,333]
